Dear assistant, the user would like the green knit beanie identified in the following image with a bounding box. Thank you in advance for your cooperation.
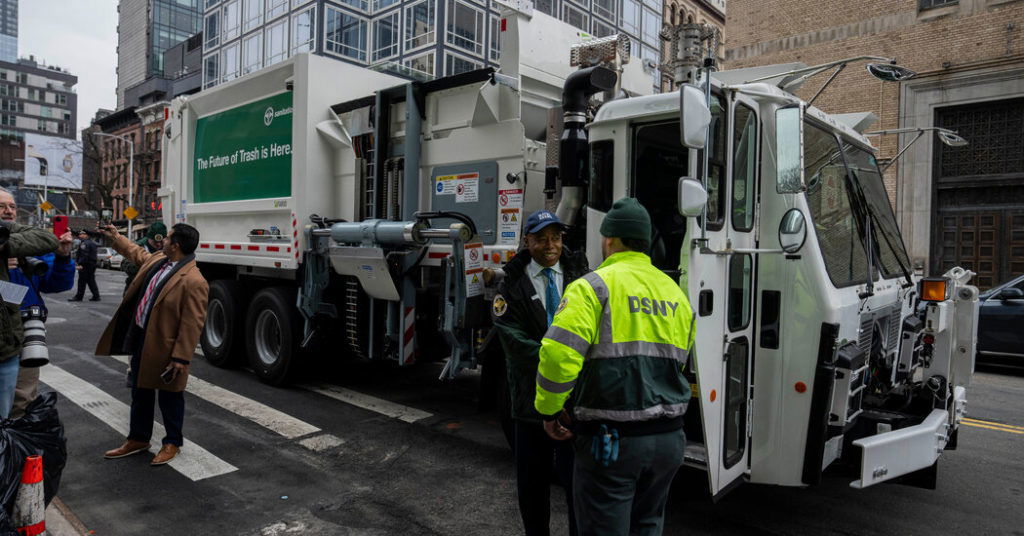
[599,197,651,241]
[147,221,167,240]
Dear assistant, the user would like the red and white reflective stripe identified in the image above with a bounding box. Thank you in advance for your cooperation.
[403,306,416,365]
[199,242,292,254]
[292,212,300,260]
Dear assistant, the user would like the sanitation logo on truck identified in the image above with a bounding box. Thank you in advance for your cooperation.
[193,92,293,203]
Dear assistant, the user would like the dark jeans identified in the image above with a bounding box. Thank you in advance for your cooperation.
[74,264,99,299]
[514,419,577,536]
[126,328,185,447]
[573,429,685,536]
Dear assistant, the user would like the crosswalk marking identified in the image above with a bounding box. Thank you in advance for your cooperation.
[40,364,238,482]
[300,383,433,424]
[107,355,321,440]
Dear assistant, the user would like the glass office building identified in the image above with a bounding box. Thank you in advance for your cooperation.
[200,0,666,91]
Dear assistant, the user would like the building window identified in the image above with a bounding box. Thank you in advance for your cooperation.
[561,2,587,31]
[325,6,368,62]
[919,0,957,9]
[222,42,241,81]
[373,11,400,62]
[936,98,1024,178]
[292,7,316,53]
[36,119,45,131]
[444,51,481,76]
[57,94,67,106]
[266,0,287,20]
[206,0,221,10]
[222,0,241,41]
[534,0,556,17]
[16,72,26,85]
[446,0,484,56]
[593,0,615,22]
[488,15,500,62]
[205,11,221,49]
[641,8,659,45]
[404,51,435,77]
[591,18,613,37]
[265,19,289,65]
[243,0,263,32]
[339,0,369,13]
[374,0,400,12]
[405,0,436,51]
[63,111,71,121]
[621,0,640,36]
[292,0,313,7]
[243,32,263,74]
[204,54,220,88]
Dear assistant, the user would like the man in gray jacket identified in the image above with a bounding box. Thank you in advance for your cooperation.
[0,187,59,418]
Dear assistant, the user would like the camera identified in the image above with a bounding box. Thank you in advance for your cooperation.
[19,306,48,368]
[18,257,48,277]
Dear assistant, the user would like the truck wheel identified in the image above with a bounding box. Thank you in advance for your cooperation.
[245,287,301,385]
[201,280,246,367]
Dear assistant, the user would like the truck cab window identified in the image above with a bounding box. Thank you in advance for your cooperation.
[700,94,727,231]
[803,122,870,288]
[631,121,689,275]
[589,140,614,212]
[731,103,757,232]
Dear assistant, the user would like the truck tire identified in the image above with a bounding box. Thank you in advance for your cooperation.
[245,287,301,385]
[201,280,247,367]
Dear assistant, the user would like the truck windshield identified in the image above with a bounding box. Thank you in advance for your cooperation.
[803,122,870,288]
[839,142,912,280]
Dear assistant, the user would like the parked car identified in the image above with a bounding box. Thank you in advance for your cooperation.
[977,274,1024,366]
[109,252,124,270]
[96,247,116,269]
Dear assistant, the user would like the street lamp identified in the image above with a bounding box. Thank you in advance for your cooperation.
[91,131,134,237]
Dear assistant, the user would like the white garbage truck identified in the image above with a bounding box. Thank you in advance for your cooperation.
[159,2,978,497]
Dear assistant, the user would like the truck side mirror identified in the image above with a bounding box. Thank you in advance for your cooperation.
[779,209,807,253]
[776,107,803,193]
[677,177,708,217]
[679,84,711,149]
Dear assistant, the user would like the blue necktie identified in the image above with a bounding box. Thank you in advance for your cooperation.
[542,267,560,326]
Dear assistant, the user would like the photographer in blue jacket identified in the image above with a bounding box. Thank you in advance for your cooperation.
[6,229,75,419]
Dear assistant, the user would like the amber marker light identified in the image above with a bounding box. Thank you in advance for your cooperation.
[920,277,950,302]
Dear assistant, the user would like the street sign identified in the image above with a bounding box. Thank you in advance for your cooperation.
[123,206,139,220]
[39,201,54,212]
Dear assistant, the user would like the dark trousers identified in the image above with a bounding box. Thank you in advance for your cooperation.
[514,419,577,536]
[126,329,185,447]
[74,264,99,299]
[573,430,685,536]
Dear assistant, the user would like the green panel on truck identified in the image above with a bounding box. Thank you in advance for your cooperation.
[193,92,293,203]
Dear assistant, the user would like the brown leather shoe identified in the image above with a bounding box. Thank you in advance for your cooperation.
[150,444,180,466]
[104,439,150,459]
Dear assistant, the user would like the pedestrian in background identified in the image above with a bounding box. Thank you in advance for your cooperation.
[95,223,208,465]
[535,198,695,536]
[0,187,60,418]
[69,229,99,302]
[493,210,588,536]
[122,221,166,292]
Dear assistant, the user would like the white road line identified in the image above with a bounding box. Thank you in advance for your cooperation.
[300,383,433,424]
[106,355,320,439]
[39,364,237,482]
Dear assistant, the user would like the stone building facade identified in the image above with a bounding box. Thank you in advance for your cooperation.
[724,0,1024,288]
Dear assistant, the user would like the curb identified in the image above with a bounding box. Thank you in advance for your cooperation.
[46,497,90,536]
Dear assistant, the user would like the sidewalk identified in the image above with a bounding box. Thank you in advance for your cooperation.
[45,497,89,536]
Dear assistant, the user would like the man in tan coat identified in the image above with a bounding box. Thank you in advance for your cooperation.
[95,222,208,465]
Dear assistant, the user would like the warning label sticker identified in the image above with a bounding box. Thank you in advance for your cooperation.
[436,172,479,199]
[497,188,524,246]
[464,242,484,298]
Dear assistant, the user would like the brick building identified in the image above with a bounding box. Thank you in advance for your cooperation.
[725,0,1024,287]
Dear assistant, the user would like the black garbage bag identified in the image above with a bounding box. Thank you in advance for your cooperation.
[0,392,67,532]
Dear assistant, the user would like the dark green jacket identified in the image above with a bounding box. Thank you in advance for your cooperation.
[122,237,159,290]
[1,222,60,360]
[492,248,588,422]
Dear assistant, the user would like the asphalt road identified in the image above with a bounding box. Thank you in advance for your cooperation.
[35,269,1024,535]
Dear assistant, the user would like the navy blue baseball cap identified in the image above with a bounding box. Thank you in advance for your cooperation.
[524,210,565,235]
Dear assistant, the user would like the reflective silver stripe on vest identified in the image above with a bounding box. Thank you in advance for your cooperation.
[536,372,577,394]
[544,325,591,356]
[589,341,689,364]
[579,272,613,343]
[574,402,689,422]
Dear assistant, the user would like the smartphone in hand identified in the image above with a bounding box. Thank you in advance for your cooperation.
[160,365,177,384]
[52,215,68,237]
